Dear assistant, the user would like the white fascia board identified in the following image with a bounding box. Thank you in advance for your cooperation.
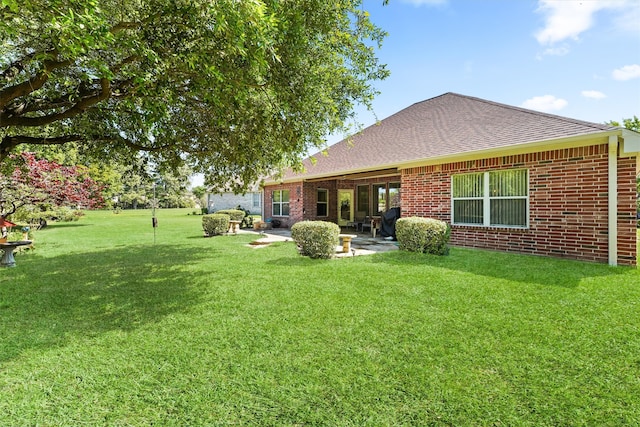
[265,130,622,184]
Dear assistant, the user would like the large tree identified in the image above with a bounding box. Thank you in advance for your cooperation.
[0,0,388,192]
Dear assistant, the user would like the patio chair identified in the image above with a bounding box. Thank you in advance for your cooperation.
[355,211,371,233]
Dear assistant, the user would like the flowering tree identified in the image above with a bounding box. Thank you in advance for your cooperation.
[0,152,105,221]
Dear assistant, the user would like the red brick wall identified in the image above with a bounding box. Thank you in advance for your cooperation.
[401,144,637,265]
[263,183,304,228]
[302,180,339,223]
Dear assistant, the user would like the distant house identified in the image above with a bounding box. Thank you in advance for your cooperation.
[206,184,262,215]
[263,93,640,265]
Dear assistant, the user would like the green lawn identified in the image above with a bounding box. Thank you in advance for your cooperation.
[1,209,639,426]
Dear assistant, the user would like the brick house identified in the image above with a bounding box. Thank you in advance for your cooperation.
[263,93,640,265]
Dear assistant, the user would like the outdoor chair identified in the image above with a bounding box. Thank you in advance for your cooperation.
[358,213,372,233]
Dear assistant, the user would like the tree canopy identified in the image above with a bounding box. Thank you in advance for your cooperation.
[0,0,388,191]
[608,116,640,133]
[0,152,104,221]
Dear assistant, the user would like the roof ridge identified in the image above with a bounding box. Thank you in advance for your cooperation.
[445,92,615,131]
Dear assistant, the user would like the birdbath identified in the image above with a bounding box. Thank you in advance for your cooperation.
[0,241,32,267]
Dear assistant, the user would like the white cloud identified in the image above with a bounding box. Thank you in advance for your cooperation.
[542,45,570,56]
[534,0,632,49]
[399,0,448,6]
[612,64,640,81]
[581,90,606,99]
[521,95,568,112]
[614,2,640,34]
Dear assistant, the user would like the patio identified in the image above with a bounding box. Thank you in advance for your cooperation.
[243,227,398,256]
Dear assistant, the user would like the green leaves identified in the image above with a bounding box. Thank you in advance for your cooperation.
[1,0,18,12]
[1,0,389,191]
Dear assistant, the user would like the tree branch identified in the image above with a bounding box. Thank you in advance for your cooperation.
[0,78,111,127]
[0,134,84,161]
[0,51,37,82]
[110,21,141,33]
[94,134,174,152]
[0,55,72,108]
[4,76,134,116]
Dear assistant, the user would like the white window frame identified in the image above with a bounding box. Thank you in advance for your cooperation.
[252,192,261,209]
[451,169,529,228]
[316,188,329,217]
[272,189,290,217]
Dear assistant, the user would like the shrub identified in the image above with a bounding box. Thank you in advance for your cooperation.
[396,217,451,255]
[12,205,84,225]
[202,214,230,236]
[214,209,245,222]
[291,221,340,259]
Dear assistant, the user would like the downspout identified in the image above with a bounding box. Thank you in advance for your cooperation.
[608,135,618,266]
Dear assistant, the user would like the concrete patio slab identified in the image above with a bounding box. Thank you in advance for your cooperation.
[240,228,398,256]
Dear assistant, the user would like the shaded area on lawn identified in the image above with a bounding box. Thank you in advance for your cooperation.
[369,246,629,288]
[0,244,215,362]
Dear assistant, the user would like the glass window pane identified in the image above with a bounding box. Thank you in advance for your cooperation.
[372,184,386,215]
[454,200,483,224]
[389,182,401,208]
[317,190,327,203]
[490,170,527,197]
[357,185,369,216]
[273,191,281,203]
[490,199,526,226]
[282,190,290,202]
[282,203,290,216]
[453,173,483,198]
[273,204,281,216]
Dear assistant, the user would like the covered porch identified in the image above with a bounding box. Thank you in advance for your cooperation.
[263,168,402,235]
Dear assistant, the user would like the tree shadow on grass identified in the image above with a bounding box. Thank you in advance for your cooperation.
[37,222,90,229]
[370,247,631,288]
[0,244,219,362]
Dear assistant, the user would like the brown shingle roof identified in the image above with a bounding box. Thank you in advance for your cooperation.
[276,92,616,181]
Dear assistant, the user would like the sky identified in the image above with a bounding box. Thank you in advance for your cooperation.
[192,0,640,187]
[343,0,640,138]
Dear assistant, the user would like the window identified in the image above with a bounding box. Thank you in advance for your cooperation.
[389,182,401,208]
[272,190,290,216]
[252,192,261,209]
[357,185,370,216]
[317,189,328,216]
[372,183,386,216]
[452,169,528,227]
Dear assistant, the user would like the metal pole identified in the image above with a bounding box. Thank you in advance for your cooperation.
[152,183,157,245]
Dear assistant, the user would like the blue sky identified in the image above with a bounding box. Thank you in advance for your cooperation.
[342,0,640,139]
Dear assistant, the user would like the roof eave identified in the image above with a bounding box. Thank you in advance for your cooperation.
[397,130,622,170]
[264,129,629,185]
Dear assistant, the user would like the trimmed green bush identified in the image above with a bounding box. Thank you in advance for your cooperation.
[214,209,245,222]
[291,221,340,259]
[396,217,451,255]
[202,213,230,236]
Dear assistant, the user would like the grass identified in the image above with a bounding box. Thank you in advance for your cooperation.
[1,209,639,426]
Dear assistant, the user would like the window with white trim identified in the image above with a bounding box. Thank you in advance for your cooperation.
[317,189,328,216]
[272,190,290,216]
[252,192,261,209]
[452,169,528,227]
